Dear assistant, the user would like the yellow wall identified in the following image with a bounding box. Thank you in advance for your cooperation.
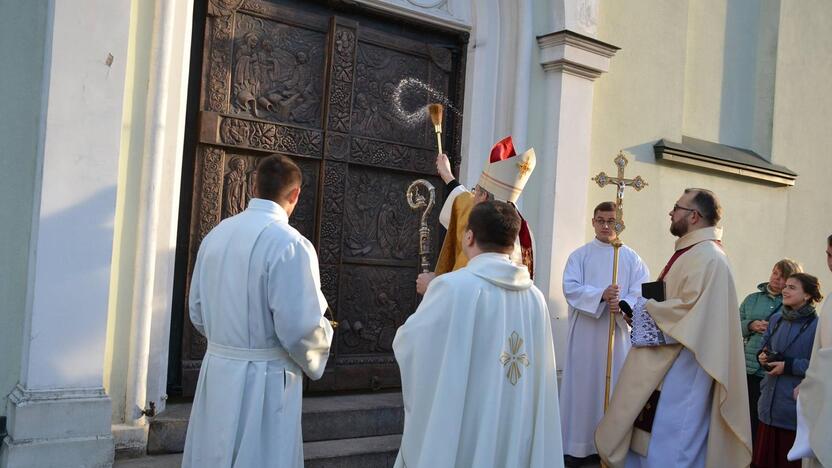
[769,0,832,283]
[103,0,155,424]
[592,0,832,298]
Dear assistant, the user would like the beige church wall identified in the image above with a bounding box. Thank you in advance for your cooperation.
[0,0,51,419]
[682,0,780,159]
[767,0,832,286]
[589,0,688,280]
[590,0,832,301]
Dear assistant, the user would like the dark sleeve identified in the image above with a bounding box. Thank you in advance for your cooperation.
[784,357,810,376]
[446,179,460,191]
[739,295,755,338]
[756,316,777,366]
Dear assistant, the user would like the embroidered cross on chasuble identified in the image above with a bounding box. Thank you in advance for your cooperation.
[500,331,530,385]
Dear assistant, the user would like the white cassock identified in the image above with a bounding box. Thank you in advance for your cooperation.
[560,239,649,457]
[393,253,564,468]
[182,198,333,468]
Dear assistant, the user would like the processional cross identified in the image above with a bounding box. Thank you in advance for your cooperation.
[591,151,647,414]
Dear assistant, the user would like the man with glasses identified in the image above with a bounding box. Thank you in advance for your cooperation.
[416,136,536,295]
[560,201,649,467]
[596,188,752,468]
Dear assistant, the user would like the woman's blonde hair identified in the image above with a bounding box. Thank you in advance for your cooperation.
[774,259,802,279]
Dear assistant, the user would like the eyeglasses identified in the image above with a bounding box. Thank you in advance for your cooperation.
[593,218,617,227]
[672,204,700,216]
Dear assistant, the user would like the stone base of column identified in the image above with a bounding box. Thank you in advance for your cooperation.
[1,385,114,468]
[112,424,149,460]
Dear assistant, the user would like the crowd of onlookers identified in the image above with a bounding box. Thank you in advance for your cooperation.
[741,235,831,468]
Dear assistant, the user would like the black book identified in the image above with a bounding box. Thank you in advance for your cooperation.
[641,281,666,302]
[634,390,661,433]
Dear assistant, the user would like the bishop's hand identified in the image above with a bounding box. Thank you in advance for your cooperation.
[416,272,436,296]
[436,153,454,184]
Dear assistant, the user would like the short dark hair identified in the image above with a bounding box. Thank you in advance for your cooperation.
[788,272,824,304]
[256,154,302,201]
[594,201,616,216]
[684,188,722,226]
[827,233,832,246]
[466,201,521,252]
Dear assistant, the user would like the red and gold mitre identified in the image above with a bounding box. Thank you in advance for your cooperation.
[476,136,536,204]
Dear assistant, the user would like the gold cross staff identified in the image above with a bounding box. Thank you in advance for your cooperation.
[590,151,647,418]
[592,151,648,237]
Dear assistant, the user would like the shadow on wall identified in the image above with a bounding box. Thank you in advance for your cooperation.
[30,185,118,386]
[720,0,779,158]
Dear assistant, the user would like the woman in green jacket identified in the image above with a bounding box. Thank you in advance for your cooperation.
[740,258,801,446]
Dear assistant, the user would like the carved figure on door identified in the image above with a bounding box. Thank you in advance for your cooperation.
[223,156,249,217]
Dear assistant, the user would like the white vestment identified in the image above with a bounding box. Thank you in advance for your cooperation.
[560,239,649,457]
[625,349,713,468]
[182,198,333,468]
[790,297,832,467]
[393,253,564,468]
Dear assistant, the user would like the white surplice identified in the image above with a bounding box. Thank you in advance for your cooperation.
[393,253,564,468]
[560,239,649,457]
[182,198,333,468]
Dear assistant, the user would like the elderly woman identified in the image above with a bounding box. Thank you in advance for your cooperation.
[754,273,822,468]
[740,259,802,444]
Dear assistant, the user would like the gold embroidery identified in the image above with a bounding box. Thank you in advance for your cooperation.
[499,331,530,385]
[517,159,532,177]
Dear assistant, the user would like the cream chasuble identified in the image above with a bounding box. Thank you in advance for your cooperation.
[183,199,333,468]
[789,297,832,468]
[560,239,649,457]
[596,227,752,468]
[394,253,563,468]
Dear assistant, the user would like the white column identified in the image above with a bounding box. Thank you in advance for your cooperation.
[534,31,618,358]
[1,1,131,466]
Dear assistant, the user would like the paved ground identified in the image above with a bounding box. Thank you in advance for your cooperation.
[114,454,182,468]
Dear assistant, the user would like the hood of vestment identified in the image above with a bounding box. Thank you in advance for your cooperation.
[465,253,533,291]
[674,225,723,250]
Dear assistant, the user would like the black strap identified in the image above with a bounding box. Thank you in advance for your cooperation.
[761,315,815,356]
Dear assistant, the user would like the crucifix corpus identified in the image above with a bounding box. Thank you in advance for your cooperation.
[591,151,648,413]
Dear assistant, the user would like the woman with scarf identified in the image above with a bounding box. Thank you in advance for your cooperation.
[740,259,802,446]
[754,272,822,468]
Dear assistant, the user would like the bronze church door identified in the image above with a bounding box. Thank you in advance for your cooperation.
[170,0,467,395]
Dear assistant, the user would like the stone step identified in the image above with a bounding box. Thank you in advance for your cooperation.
[147,392,403,455]
[302,392,403,442]
[304,434,402,468]
[117,435,401,468]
